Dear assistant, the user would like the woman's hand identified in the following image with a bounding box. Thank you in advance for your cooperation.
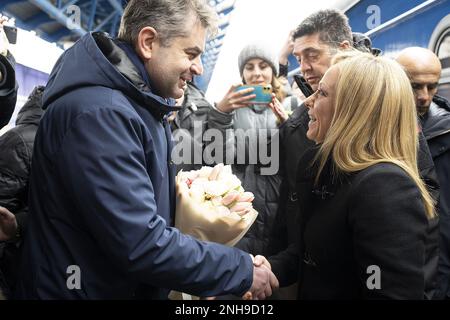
[215,84,256,113]
[268,94,288,124]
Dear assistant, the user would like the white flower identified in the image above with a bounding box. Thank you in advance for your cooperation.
[179,164,255,219]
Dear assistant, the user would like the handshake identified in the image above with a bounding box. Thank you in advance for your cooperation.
[243,255,279,300]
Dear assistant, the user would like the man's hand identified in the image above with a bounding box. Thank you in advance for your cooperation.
[0,206,17,241]
[242,255,279,300]
[0,15,11,57]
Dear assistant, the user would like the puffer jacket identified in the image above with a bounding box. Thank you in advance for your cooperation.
[420,94,450,299]
[208,104,281,256]
[0,85,44,298]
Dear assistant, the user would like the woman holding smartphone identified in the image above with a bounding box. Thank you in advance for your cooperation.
[208,43,288,256]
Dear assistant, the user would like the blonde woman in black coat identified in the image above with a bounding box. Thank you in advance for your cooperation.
[262,52,437,299]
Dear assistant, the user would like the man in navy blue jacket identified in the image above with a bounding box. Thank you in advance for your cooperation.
[15,0,278,300]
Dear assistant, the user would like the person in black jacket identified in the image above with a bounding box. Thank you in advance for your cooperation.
[0,17,18,130]
[264,52,437,299]
[265,10,440,299]
[397,47,450,299]
[0,86,44,299]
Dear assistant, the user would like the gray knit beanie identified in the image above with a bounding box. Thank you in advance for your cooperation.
[238,43,279,77]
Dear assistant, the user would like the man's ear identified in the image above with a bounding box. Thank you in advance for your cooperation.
[339,40,351,50]
[135,27,158,61]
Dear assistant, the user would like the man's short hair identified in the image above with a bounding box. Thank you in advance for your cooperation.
[293,9,352,48]
[118,0,218,47]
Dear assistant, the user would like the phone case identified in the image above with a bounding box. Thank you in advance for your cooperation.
[235,85,272,104]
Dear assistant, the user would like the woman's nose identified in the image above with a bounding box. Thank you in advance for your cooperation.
[304,91,317,108]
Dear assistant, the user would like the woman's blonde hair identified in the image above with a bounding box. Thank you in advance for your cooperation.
[315,52,435,218]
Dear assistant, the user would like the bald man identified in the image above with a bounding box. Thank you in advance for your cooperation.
[398,47,450,300]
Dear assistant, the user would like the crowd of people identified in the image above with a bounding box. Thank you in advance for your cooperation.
[0,0,449,300]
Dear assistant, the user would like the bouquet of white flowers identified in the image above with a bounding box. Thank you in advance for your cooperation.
[175,163,258,246]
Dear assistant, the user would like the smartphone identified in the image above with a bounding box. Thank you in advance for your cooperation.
[235,84,272,105]
[3,25,17,44]
[293,74,314,98]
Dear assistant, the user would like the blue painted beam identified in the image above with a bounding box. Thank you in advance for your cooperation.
[93,11,116,32]
[28,0,87,37]
[26,12,54,29]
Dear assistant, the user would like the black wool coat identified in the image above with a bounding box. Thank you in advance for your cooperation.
[270,154,437,300]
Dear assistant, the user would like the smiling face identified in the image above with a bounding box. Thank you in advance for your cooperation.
[293,33,335,91]
[145,16,206,99]
[305,65,339,144]
[242,58,273,86]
